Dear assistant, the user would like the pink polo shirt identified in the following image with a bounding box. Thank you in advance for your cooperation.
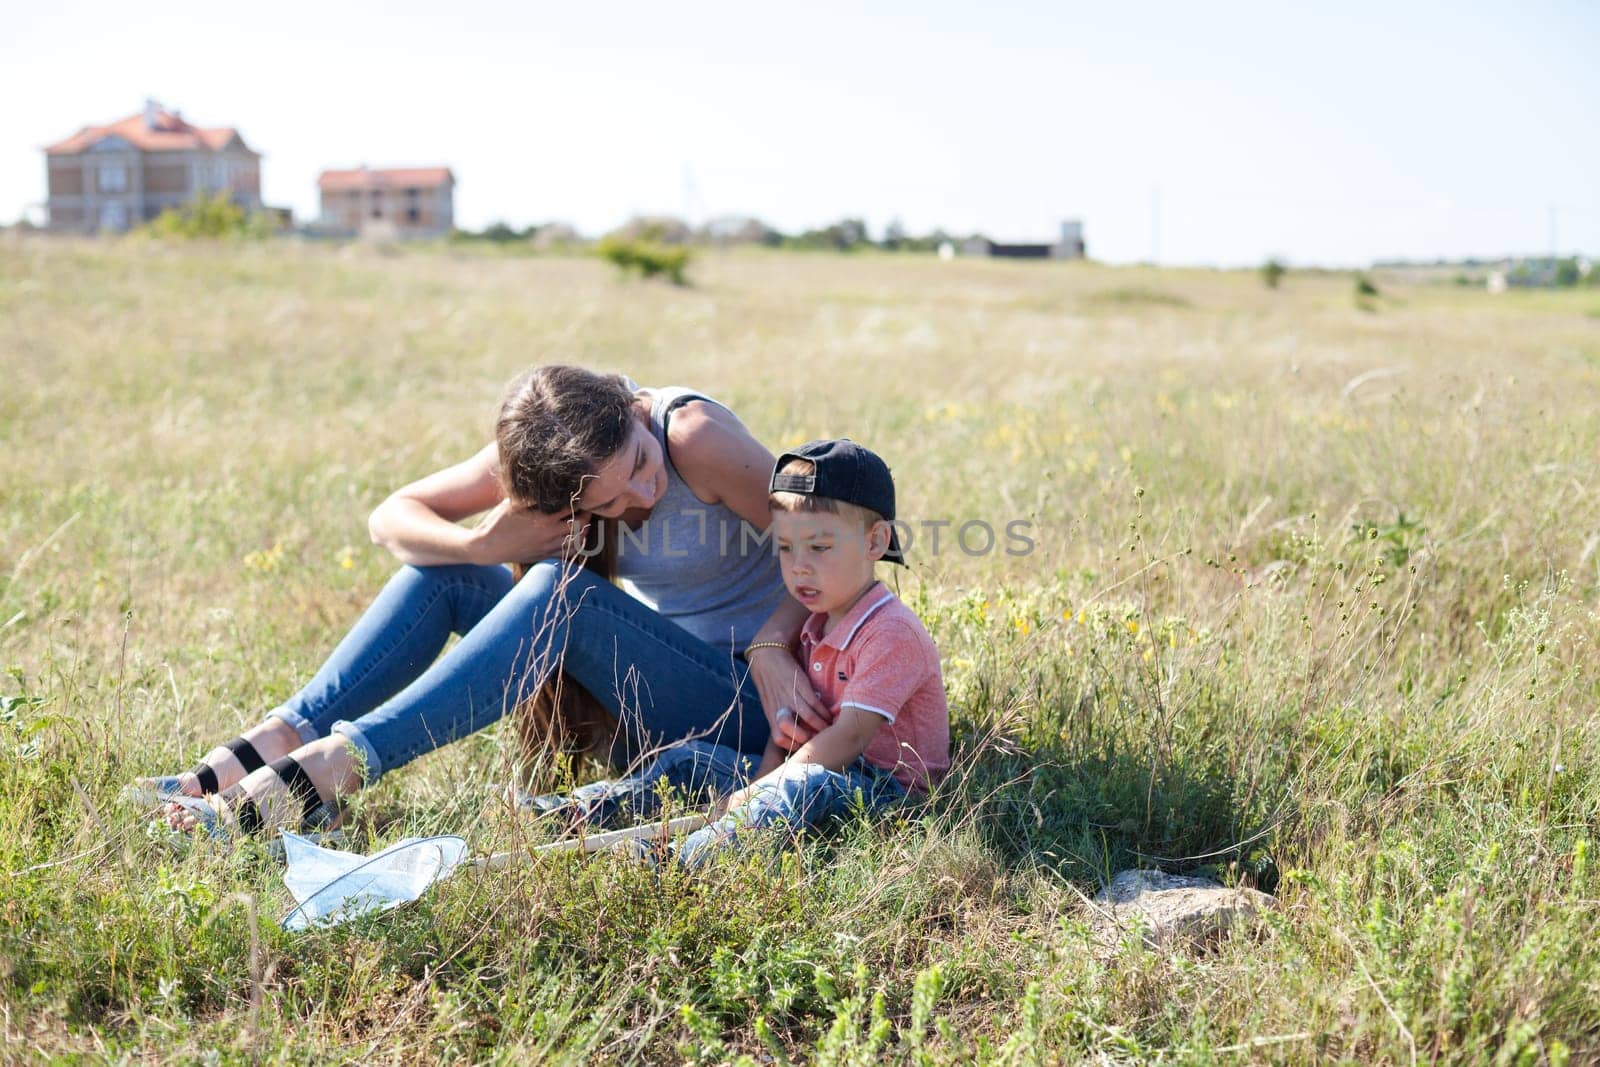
[797,582,950,793]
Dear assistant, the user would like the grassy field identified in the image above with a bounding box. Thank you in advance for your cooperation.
[2,236,1599,1063]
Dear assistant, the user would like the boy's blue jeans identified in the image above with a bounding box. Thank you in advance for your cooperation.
[558,739,908,867]
[265,562,771,782]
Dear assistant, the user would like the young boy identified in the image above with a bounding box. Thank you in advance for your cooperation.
[523,438,949,867]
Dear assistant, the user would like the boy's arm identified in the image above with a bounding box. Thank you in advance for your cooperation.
[718,620,927,814]
[779,707,883,772]
[718,708,885,814]
[751,738,788,781]
[709,738,787,817]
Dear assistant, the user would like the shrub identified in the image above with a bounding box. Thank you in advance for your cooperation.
[1352,272,1381,311]
[1261,258,1286,289]
[596,235,691,285]
[139,192,272,240]
[783,218,870,252]
[473,221,532,243]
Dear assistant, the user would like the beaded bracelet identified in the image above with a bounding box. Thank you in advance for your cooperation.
[744,641,793,656]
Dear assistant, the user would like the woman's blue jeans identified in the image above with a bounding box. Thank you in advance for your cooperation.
[557,739,908,868]
[267,562,770,782]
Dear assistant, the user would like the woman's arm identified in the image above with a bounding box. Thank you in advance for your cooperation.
[664,400,776,523]
[745,599,830,745]
[667,403,831,737]
[367,443,581,566]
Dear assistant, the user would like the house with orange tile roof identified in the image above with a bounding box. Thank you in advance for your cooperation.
[43,101,263,234]
[317,167,455,238]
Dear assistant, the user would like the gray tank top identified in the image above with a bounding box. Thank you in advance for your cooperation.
[613,386,787,654]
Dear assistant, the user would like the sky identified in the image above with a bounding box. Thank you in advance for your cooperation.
[3,0,1596,267]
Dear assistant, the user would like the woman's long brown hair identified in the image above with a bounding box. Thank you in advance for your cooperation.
[494,366,638,787]
[509,520,620,788]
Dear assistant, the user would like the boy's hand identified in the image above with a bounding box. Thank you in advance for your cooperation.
[716,783,759,818]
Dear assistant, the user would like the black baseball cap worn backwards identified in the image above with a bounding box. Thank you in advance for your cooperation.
[770,438,906,565]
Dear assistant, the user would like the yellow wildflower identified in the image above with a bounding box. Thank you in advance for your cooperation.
[243,542,284,573]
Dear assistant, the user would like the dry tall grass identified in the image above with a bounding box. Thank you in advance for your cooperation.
[2,237,1598,1062]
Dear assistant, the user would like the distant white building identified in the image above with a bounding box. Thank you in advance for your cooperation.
[963,220,1086,260]
[1058,220,1084,258]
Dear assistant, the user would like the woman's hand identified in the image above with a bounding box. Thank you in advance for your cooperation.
[469,500,588,566]
[745,648,830,748]
[371,443,582,567]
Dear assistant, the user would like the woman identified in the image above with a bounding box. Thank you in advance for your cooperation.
[144,365,832,834]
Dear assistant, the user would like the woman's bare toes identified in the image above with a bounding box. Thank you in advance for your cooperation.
[165,799,203,831]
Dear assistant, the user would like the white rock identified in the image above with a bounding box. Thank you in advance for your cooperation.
[1092,869,1277,950]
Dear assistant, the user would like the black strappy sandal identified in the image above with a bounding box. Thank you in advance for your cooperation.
[167,755,342,839]
[129,735,271,807]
